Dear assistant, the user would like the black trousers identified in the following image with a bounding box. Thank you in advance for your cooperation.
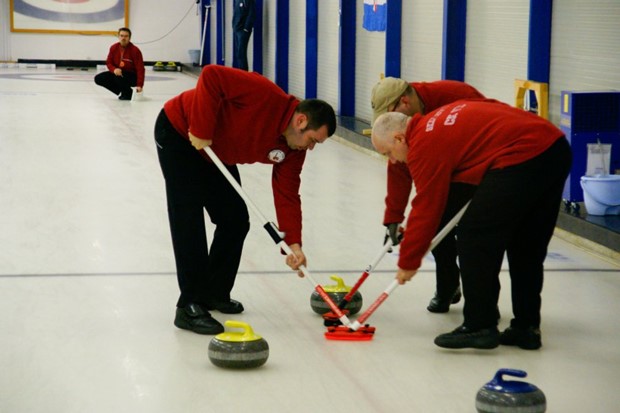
[233,29,252,71]
[432,183,477,299]
[94,71,136,97]
[154,110,250,308]
[456,137,572,330]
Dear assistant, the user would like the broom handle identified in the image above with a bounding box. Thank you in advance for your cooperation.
[202,146,353,327]
[349,201,471,330]
[336,239,393,309]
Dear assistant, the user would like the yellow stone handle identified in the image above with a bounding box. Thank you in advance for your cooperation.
[329,275,347,289]
[224,320,256,339]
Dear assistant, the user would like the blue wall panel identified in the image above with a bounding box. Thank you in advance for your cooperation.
[339,0,356,116]
[385,0,402,77]
[528,0,552,83]
[441,0,467,81]
[305,0,318,98]
[253,0,264,73]
[275,0,290,91]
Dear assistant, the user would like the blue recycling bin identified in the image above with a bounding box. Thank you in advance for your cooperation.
[560,91,620,202]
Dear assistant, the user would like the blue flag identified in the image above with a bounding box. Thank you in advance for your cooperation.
[363,0,387,32]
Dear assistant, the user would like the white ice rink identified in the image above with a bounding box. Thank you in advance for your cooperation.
[1,67,619,412]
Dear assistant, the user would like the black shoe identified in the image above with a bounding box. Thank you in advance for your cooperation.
[500,326,542,350]
[118,90,133,100]
[206,299,244,314]
[174,303,224,335]
[427,286,462,313]
[434,325,499,349]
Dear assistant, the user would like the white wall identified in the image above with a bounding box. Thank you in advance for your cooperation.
[288,0,307,99]
[316,1,339,113]
[261,0,277,82]
[223,0,233,67]
[465,0,530,105]
[401,0,444,82]
[6,0,202,63]
[549,0,620,125]
[355,0,385,122]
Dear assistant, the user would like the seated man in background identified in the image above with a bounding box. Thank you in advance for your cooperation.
[371,77,484,313]
[371,99,571,350]
[94,27,145,100]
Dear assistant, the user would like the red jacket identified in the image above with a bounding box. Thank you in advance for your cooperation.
[105,42,145,87]
[384,81,485,224]
[398,99,564,270]
[163,65,304,245]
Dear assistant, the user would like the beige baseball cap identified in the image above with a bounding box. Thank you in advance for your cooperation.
[371,77,409,125]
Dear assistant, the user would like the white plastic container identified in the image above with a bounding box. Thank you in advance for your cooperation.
[580,174,620,215]
[188,49,200,66]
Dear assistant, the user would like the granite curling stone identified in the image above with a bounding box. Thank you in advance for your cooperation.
[310,275,363,315]
[208,321,269,369]
[476,368,546,413]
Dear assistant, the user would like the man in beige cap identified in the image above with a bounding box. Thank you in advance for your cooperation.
[371,77,484,314]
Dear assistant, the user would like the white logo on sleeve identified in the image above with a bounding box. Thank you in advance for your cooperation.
[444,103,467,126]
[425,107,445,132]
[268,149,286,163]
[426,104,468,130]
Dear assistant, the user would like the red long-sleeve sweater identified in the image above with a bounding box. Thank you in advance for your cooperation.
[384,81,485,224]
[398,99,564,270]
[163,65,304,245]
[105,42,145,87]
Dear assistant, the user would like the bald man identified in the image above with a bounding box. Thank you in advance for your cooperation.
[371,99,571,350]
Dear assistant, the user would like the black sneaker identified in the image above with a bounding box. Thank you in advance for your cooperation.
[118,89,133,100]
[205,299,244,314]
[500,326,542,350]
[174,303,224,335]
[427,286,462,313]
[434,325,499,349]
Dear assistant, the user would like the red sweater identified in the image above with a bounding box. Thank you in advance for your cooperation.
[105,42,145,87]
[384,81,485,224]
[163,65,304,245]
[398,99,564,270]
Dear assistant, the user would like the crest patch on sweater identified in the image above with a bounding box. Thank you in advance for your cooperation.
[268,149,285,163]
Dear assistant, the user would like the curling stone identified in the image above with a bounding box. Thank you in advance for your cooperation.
[153,61,165,72]
[476,368,546,413]
[208,321,269,369]
[310,275,363,315]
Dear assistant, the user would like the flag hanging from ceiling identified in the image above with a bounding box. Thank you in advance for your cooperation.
[363,0,387,32]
